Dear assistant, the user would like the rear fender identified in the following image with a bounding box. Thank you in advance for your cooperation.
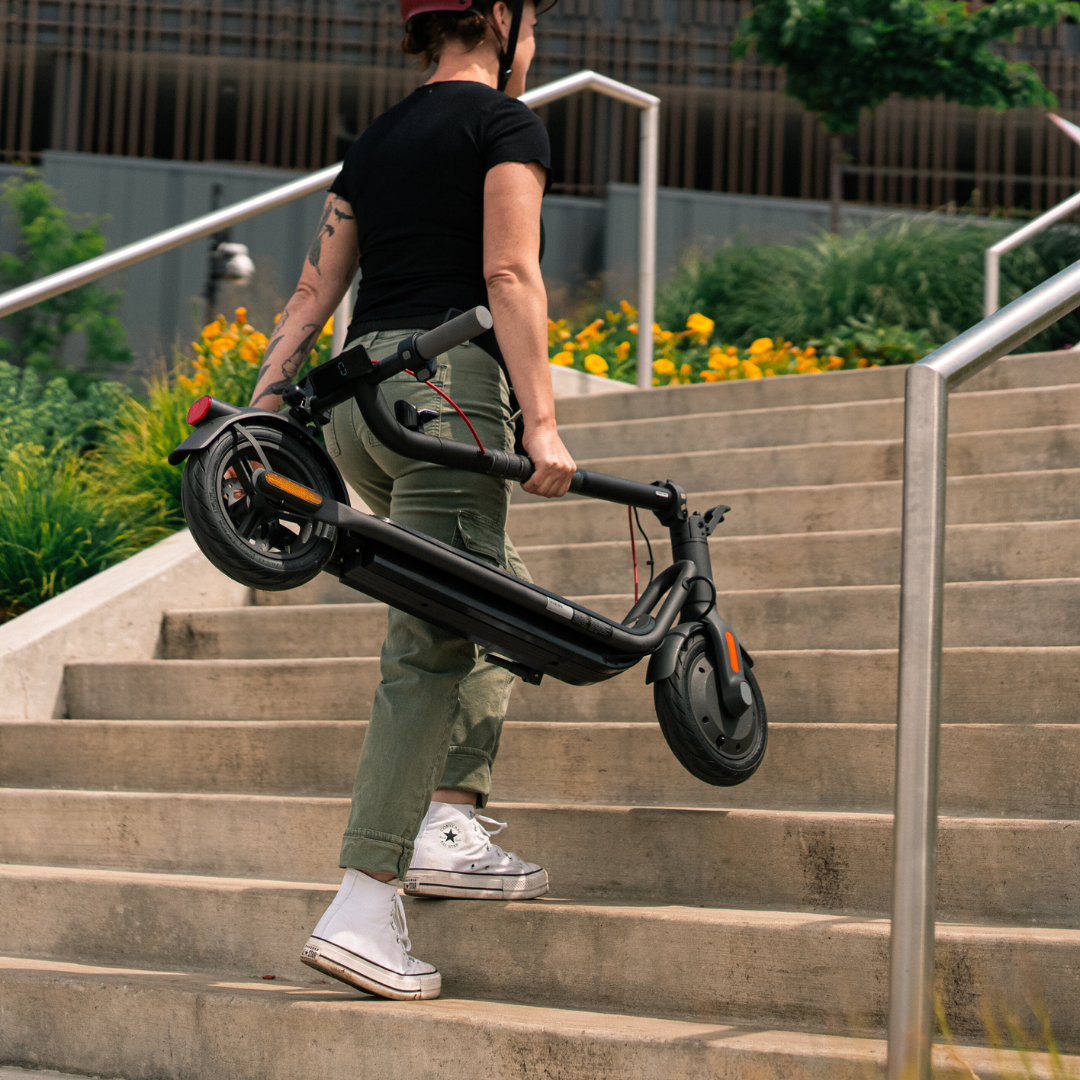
[168,410,350,505]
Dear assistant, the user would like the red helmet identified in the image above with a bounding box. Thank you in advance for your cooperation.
[400,0,554,92]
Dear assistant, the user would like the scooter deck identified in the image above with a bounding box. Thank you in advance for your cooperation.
[327,508,653,686]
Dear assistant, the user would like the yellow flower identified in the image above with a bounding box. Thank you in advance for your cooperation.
[551,351,575,366]
[248,332,269,350]
[615,341,630,361]
[653,358,675,376]
[202,320,223,340]
[708,346,738,370]
[628,323,638,335]
[741,360,763,379]
[620,300,637,318]
[239,341,261,363]
[679,363,691,378]
[576,319,604,347]
[686,313,714,342]
[210,337,235,357]
[857,357,870,369]
[764,369,776,376]
[583,354,609,376]
[606,310,620,323]
[748,338,773,356]
[322,317,334,337]
[234,307,248,326]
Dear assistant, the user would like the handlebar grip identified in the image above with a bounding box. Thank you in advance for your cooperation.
[415,306,494,360]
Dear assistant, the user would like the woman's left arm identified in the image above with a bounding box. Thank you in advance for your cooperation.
[248,192,360,411]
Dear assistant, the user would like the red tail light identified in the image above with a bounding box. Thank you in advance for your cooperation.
[187,396,213,426]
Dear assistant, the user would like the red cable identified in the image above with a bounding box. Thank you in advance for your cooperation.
[629,505,639,602]
[405,371,486,454]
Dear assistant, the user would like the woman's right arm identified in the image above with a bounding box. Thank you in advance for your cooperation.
[248,192,360,411]
[483,160,576,499]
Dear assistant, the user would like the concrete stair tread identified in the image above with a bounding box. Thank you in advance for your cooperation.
[7,954,1073,1080]
[558,382,1080,460]
[4,793,1078,921]
[552,352,1080,426]
[59,646,1080,725]
[162,577,1080,657]
[5,720,1080,819]
[505,421,1080,501]
[505,468,1080,545]
[4,868,1080,1043]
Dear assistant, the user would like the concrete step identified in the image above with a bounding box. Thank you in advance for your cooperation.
[519,521,1080,595]
[6,720,1078,820]
[559,383,1080,461]
[3,793,1077,922]
[514,423,1080,503]
[1,870,1078,1046]
[61,647,1080,724]
[552,351,1080,426]
[163,579,1080,660]
[506,469,1080,547]
[4,956,1067,1080]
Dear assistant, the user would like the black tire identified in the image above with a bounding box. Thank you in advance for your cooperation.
[654,630,767,786]
[181,423,338,591]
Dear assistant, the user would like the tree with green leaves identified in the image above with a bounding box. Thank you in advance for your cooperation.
[733,0,1080,232]
[0,174,131,394]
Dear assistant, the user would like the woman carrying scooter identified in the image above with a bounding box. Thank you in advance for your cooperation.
[246,0,573,1000]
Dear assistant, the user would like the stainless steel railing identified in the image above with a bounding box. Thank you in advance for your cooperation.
[888,258,1080,1079]
[0,70,660,386]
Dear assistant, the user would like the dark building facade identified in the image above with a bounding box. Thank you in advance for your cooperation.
[3,0,1080,212]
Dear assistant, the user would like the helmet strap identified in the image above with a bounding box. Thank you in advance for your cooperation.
[496,0,525,92]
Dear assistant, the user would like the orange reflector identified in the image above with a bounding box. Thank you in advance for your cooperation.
[264,472,322,507]
[725,631,740,673]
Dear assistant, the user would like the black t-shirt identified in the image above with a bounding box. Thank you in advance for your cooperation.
[330,81,551,333]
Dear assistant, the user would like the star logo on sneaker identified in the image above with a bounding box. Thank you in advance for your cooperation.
[440,826,462,849]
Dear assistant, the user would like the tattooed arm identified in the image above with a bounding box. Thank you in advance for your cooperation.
[248,192,360,411]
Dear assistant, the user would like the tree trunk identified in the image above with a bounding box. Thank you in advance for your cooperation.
[829,133,843,235]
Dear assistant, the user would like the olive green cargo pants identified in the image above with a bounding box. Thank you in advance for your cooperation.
[325,330,529,880]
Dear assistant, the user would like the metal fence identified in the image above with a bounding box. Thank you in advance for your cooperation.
[4,0,1080,211]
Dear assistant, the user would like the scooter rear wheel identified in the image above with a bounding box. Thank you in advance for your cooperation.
[654,629,767,786]
[181,423,338,591]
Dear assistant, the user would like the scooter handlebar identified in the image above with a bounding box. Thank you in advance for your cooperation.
[415,306,493,360]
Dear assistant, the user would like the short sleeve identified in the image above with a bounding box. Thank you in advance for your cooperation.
[328,139,360,204]
[482,99,552,192]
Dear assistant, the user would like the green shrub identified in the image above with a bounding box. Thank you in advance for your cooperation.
[0,444,164,622]
[657,218,1080,353]
[0,173,131,391]
[0,360,129,453]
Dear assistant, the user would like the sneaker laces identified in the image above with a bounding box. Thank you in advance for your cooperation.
[390,891,412,956]
[472,813,519,862]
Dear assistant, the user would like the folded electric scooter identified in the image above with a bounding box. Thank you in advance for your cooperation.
[169,307,767,786]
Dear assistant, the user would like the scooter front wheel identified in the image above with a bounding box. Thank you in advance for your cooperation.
[181,423,338,591]
[653,629,767,786]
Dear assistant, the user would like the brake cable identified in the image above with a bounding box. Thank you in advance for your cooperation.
[405,370,486,454]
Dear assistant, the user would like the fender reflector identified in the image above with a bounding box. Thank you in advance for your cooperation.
[187,395,212,426]
[263,472,323,508]
[725,631,740,673]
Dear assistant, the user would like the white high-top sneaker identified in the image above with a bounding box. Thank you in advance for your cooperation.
[403,801,549,900]
[301,869,441,1000]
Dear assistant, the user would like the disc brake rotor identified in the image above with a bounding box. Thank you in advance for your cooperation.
[688,651,758,761]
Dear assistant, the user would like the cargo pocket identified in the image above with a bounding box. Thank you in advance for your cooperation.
[452,509,507,570]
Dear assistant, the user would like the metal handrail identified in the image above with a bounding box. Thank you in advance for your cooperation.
[0,70,660,388]
[888,257,1080,1079]
[983,113,1080,318]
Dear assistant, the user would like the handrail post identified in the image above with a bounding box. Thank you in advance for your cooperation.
[984,248,1000,318]
[888,363,949,1080]
[637,101,659,389]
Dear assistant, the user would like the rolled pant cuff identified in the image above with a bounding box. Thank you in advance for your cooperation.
[440,746,493,808]
[340,829,414,881]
